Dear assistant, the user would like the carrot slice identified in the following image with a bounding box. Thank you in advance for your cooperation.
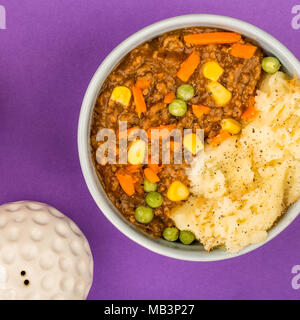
[164,91,176,104]
[126,165,141,173]
[147,124,176,140]
[132,86,147,118]
[148,163,164,174]
[192,104,211,118]
[115,169,135,196]
[144,168,160,183]
[184,32,241,45]
[241,105,259,120]
[230,43,257,59]
[241,96,259,120]
[136,78,150,89]
[126,165,142,184]
[118,126,140,139]
[176,51,200,82]
[209,130,231,147]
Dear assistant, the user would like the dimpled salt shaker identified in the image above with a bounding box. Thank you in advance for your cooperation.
[0,201,93,300]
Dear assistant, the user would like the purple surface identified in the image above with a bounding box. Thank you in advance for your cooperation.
[0,0,300,300]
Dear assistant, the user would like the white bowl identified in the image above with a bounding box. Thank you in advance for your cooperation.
[78,14,300,261]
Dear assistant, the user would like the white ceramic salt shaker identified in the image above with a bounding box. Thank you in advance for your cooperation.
[0,201,93,300]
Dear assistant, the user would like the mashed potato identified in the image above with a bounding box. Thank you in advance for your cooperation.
[171,72,300,253]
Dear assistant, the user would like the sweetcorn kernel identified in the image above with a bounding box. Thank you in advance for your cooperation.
[167,181,190,202]
[207,81,232,106]
[221,118,242,134]
[202,61,224,81]
[183,133,203,155]
[110,86,132,107]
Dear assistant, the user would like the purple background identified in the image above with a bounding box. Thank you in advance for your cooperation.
[0,0,300,300]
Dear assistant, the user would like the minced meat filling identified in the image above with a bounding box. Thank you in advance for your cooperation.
[90,27,264,238]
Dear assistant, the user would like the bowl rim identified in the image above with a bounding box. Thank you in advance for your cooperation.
[78,14,300,262]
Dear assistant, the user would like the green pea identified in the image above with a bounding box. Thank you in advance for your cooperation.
[145,191,163,208]
[177,84,195,101]
[135,206,154,224]
[262,57,281,74]
[179,230,195,245]
[168,99,187,117]
[144,179,157,192]
[163,227,179,242]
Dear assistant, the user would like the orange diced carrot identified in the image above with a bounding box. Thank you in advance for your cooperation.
[241,106,259,120]
[132,86,147,118]
[147,124,176,140]
[126,165,141,173]
[148,163,164,174]
[144,168,160,183]
[136,77,151,90]
[230,43,257,59]
[209,130,231,147]
[115,169,135,196]
[176,51,200,82]
[192,104,211,118]
[241,96,259,120]
[164,91,176,104]
[184,32,241,45]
